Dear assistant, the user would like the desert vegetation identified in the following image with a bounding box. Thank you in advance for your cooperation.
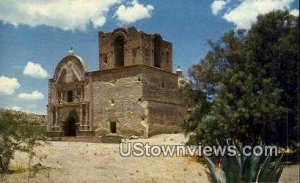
[0,109,47,173]
[180,10,299,183]
[180,10,299,148]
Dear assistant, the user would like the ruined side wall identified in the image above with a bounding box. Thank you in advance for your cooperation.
[140,33,173,72]
[147,101,185,136]
[140,33,153,67]
[161,41,172,72]
[142,67,181,104]
[141,67,186,136]
[89,66,149,137]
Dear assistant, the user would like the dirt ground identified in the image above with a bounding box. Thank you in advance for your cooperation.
[1,134,299,183]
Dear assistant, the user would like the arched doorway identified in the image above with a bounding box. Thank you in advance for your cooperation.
[64,115,77,136]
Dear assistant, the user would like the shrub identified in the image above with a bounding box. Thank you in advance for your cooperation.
[0,111,47,173]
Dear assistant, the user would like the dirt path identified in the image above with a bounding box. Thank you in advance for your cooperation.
[2,134,208,183]
[1,134,299,183]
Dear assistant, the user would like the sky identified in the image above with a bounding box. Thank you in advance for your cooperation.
[0,0,299,114]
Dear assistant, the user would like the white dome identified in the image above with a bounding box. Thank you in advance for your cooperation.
[68,47,74,55]
[176,66,182,72]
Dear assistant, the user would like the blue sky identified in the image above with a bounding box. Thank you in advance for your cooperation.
[0,0,299,114]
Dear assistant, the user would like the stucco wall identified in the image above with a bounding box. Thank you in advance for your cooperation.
[147,101,185,136]
[88,65,186,137]
[89,67,148,137]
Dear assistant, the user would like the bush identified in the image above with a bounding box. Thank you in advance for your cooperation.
[0,111,47,173]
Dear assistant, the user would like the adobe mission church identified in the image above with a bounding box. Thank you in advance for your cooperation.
[47,27,186,138]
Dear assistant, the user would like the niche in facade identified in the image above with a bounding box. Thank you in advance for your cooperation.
[154,35,162,68]
[114,35,125,67]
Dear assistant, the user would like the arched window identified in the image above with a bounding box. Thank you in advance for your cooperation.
[154,35,162,68]
[114,35,124,67]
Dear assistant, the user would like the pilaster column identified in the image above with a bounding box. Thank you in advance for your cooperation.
[79,105,82,126]
[55,108,58,126]
[50,108,53,127]
[60,92,63,103]
[85,108,88,125]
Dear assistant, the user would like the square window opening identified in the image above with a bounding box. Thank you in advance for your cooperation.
[110,122,117,133]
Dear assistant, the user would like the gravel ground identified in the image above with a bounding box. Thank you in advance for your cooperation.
[1,134,299,183]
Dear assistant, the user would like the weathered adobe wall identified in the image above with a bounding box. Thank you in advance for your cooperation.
[141,67,186,136]
[142,66,181,104]
[160,41,172,72]
[86,65,186,137]
[47,80,56,130]
[48,80,58,105]
[147,101,185,136]
[144,35,172,72]
[99,27,142,70]
[88,66,149,137]
[140,32,172,72]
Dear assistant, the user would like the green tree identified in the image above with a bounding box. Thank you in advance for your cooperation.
[247,11,299,146]
[182,10,298,147]
[0,111,47,173]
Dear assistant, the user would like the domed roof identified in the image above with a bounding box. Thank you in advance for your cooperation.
[176,66,182,72]
[53,50,87,82]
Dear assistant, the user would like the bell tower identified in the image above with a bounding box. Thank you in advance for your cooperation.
[98,27,173,72]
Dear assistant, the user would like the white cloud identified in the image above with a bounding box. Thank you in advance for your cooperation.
[0,76,20,95]
[211,0,229,15]
[8,105,43,114]
[11,106,22,111]
[0,0,120,31]
[290,9,299,16]
[222,0,294,29]
[18,90,44,100]
[115,0,154,24]
[23,62,50,79]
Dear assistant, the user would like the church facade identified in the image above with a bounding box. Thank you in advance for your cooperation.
[47,27,186,138]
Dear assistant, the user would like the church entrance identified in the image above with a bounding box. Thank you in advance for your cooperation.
[64,116,77,136]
